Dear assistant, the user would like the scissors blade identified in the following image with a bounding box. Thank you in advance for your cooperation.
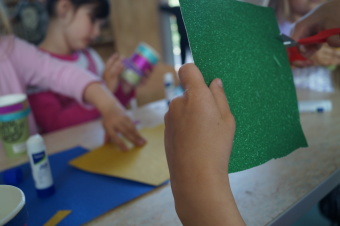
[280,33,299,48]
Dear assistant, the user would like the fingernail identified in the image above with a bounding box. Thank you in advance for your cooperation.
[216,78,223,87]
[138,139,146,145]
[299,45,307,53]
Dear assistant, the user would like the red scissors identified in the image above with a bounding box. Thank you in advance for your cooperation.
[281,28,340,64]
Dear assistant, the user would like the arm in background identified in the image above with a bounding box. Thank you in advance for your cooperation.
[10,37,145,150]
[292,0,340,56]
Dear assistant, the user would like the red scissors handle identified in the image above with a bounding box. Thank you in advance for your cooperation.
[299,28,340,45]
[288,28,340,64]
[288,46,307,63]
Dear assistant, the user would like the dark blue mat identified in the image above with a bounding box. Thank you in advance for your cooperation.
[0,146,164,225]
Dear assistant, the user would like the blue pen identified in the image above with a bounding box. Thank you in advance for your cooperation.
[298,100,332,113]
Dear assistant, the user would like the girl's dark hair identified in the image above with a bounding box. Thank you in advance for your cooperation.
[46,0,109,19]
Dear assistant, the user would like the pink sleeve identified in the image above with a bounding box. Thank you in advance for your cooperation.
[28,91,100,133]
[114,82,136,107]
[9,37,100,105]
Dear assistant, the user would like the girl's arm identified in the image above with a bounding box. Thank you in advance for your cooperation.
[11,37,99,105]
[11,37,144,150]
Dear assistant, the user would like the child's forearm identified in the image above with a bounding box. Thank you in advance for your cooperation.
[84,82,124,114]
[172,173,245,226]
[164,64,245,225]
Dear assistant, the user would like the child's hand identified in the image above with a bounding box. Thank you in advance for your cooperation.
[164,63,235,184]
[311,44,340,66]
[83,83,145,150]
[164,64,244,226]
[103,54,124,92]
[101,104,146,151]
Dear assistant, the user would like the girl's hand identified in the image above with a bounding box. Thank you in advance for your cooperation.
[164,63,235,186]
[101,103,146,151]
[83,83,145,151]
[103,54,124,92]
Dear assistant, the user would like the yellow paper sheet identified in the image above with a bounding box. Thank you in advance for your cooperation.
[44,210,71,226]
[69,124,169,186]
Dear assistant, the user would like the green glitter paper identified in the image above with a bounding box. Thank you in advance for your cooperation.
[179,0,308,173]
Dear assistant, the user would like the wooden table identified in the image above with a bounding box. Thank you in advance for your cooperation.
[1,88,339,226]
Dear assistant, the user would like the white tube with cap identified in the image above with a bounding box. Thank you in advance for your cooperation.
[26,134,55,197]
[298,100,332,113]
[164,72,176,105]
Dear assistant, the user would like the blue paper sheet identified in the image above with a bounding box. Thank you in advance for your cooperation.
[0,147,162,225]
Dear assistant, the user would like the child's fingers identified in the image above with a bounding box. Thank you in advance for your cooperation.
[121,129,145,147]
[107,128,129,151]
[119,121,146,146]
[178,63,207,91]
[112,60,124,75]
[105,58,124,79]
[209,78,232,116]
[106,54,119,68]
[109,53,119,62]
[299,44,322,58]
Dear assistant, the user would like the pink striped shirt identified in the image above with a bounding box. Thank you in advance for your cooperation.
[0,36,100,134]
[27,47,135,133]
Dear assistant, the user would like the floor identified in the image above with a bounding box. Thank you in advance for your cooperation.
[292,204,331,226]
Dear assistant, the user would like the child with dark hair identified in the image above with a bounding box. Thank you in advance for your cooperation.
[0,1,144,151]
[29,0,143,135]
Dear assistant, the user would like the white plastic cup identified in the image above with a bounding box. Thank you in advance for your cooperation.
[0,94,28,115]
[0,185,27,226]
[0,94,31,158]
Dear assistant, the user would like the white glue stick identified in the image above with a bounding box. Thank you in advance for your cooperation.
[26,134,55,198]
[164,72,176,105]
